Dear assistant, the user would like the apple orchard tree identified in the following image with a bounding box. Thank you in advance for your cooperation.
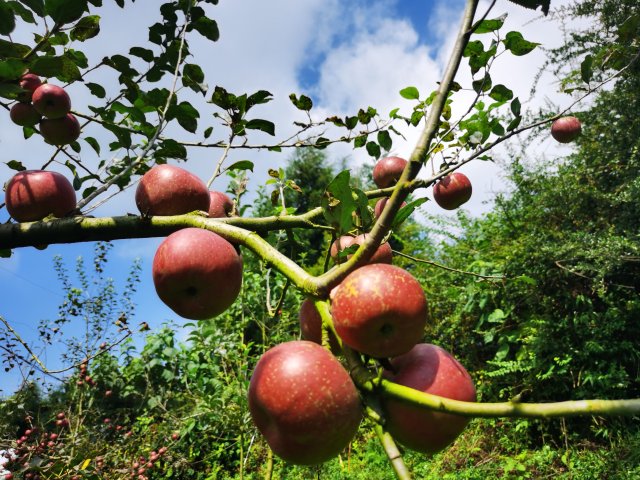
[0,0,638,478]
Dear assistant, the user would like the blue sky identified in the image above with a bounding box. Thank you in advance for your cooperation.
[0,0,578,396]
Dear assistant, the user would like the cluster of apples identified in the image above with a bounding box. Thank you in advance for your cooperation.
[247,156,477,466]
[9,73,80,146]
[128,446,169,480]
[135,164,242,321]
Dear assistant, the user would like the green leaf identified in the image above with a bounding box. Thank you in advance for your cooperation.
[0,1,17,35]
[489,84,513,102]
[506,0,550,15]
[19,0,44,16]
[399,86,420,100]
[0,82,23,99]
[182,63,206,94]
[0,249,12,258]
[246,89,273,108]
[9,1,36,24]
[0,59,27,81]
[169,101,199,133]
[226,160,254,172]
[0,38,30,58]
[472,73,492,93]
[473,16,505,34]
[366,141,381,158]
[503,31,540,56]
[580,54,593,84]
[30,55,81,81]
[44,0,87,24]
[6,160,26,171]
[507,116,522,132]
[377,130,392,152]
[191,16,219,41]
[155,138,186,160]
[510,97,521,117]
[85,81,105,98]
[289,93,312,111]
[203,126,213,139]
[391,197,428,229]
[245,118,275,136]
[129,46,154,62]
[322,170,357,234]
[70,15,100,41]
[84,136,100,154]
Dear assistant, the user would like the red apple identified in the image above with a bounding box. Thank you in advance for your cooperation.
[248,341,361,465]
[5,170,76,222]
[298,298,340,352]
[372,156,408,188]
[330,234,392,265]
[152,228,243,319]
[329,235,356,263]
[352,233,392,264]
[136,164,210,216]
[383,343,476,454]
[331,263,427,358]
[18,73,42,101]
[32,84,71,119]
[433,172,472,210]
[39,113,81,145]
[374,197,407,218]
[551,116,582,143]
[10,103,41,127]
[208,190,234,218]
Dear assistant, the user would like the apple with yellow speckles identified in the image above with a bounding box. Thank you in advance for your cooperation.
[248,341,361,465]
[383,343,476,453]
[331,263,427,357]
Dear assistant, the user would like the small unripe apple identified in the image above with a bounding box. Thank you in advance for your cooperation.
[5,170,76,222]
[433,172,472,210]
[372,156,408,188]
[10,103,41,127]
[208,190,234,218]
[248,341,362,465]
[383,343,476,454]
[32,84,71,119]
[551,116,582,143]
[152,228,243,319]
[331,263,427,358]
[39,113,81,145]
[136,164,210,216]
[298,298,340,352]
[374,197,407,219]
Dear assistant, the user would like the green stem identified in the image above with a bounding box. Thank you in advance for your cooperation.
[373,423,412,480]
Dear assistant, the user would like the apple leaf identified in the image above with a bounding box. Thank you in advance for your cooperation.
[155,139,187,160]
[19,0,45,16]
[70,15,100,41]
[391,197,428,229]
[510,97,521,117]
[245,118,275,136]
[0,38,30,58]
[30,55,82,81]
[289,93,313,111]
[0,249,12,258]
[44,0,87,25]
[0,59,27,81]
[226,160,254,172]
[489,84,513,102]
[84,136,100,155]
[6,160,26,171]
[85,82,106,98]
[503,31,540,56]
[0,2,17,35]
[182,63,207,94]
[377,130,392,152]
[580,55,594,83]
[366,141,381,159]
[399,86,420,100]
[322,170,357,234]
[191,16,219,42]
[473,16,506,34]
[129,46,154,62]
[506,0,550,15]
[472,73,492,93]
